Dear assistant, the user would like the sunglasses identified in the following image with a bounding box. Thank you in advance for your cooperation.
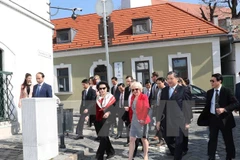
[132,88,139,92]
[210,80,215,83]
[99,87,106,90]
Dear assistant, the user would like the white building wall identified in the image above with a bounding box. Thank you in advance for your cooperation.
[0,0,54,131]
[234,43,240,83]
[121,0,152,9]
[10,0,50,20]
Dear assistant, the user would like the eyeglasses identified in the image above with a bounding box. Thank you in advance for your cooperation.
[210,80,215,83]
[132,88,139,92]
[99,87,106,90]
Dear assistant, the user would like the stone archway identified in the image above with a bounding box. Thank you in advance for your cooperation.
[89,59,113,83]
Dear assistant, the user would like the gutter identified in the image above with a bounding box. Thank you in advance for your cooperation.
[54,33,228,53]
[0,0,54,29]
[221,35,234,59]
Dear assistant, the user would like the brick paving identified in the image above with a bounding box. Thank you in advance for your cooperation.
[0,113,239,160]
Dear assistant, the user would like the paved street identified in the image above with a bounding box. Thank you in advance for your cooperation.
[0,113,239,160]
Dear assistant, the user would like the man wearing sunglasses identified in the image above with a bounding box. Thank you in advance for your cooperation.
[198,73,239,160]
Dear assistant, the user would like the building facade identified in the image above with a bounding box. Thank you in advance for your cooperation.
[0,0,54,138]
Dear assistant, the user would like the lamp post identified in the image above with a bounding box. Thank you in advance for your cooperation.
[96,0,113,84]
[102,0,111,84]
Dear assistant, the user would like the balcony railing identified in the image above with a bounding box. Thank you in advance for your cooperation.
[0,71,16,122]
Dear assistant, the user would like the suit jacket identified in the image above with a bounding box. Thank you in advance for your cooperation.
[80,87,96,114]
[235,82,240,108]
[157,85,192,124]
[111,85,121,104]
[32,82,52,97]
[198,86,239,128]
[124,86,131,106]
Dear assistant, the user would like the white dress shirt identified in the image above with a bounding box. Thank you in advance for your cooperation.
[210,85,222,114]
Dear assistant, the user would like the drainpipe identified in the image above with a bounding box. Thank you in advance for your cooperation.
[221,36,233,59]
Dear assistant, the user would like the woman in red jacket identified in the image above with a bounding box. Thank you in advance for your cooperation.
[128,82,151,160]
[95,81,116,160]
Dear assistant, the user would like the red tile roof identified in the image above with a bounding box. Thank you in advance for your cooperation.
[152,0,231,20]
[52,3,227,52]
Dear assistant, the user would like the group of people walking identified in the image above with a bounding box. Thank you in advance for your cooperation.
[73,72,240,160]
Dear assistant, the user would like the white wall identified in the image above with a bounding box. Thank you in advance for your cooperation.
[121,0,152,9]
[234,43,240,83]
[0,1,54,125]
[9,0,50,20]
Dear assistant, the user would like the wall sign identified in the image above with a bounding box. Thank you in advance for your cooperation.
[114,62,123,83]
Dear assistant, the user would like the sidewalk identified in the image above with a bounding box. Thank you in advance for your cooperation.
[0,113,239,160]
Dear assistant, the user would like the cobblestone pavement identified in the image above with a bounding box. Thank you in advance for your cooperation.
[0,113,239,160]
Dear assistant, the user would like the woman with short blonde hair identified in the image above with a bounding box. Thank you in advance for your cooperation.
[128,81,150,160]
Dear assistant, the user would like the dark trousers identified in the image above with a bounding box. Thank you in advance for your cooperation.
[133,138,143,157]
[95,119,115,160]
[76,113,87,136]
[182,136,188,153]
[162,120,184,160]
[208,115,235,159]
[117,108,125,135]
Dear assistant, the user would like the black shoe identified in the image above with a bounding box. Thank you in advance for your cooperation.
[166,152,174,156]
[114,134,122,139]
[124,142,129,147]
[208,157,215,160]
[94,137,100,141]
[95,154,103,160]
[182,151,187,156]
[74,135,84,140]
[106,153,115,159]
[226,158,232,160]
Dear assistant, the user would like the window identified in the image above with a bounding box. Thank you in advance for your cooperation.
[56,28,77,44]
[168,53,192,83]
[132,17,152,35]
[135,61,150,84]
[57,68,69,92]
[131,56,153,84]
[54,64,72,94]
[172,57,188,79]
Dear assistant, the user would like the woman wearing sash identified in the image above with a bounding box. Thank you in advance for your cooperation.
[95,81,116,160]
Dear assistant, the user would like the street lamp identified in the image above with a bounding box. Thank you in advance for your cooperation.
[96,0,113,84]
[48,3,83,20]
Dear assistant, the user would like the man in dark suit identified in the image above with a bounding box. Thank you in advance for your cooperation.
[32,72,52,97]
[156,71,192,160]
[75,79,96,139]
[110,76,120,137]
[198,73,239,160]
[114,83,126,139]
[123,75,133,146]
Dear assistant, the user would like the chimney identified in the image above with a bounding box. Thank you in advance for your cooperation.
[121,0,152,9]
[226,17,231,27]
[213,15,219,26]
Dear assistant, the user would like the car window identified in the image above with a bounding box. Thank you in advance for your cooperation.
[192,86,202,95]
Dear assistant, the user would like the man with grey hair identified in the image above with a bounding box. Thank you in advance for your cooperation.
[156,71,192,160]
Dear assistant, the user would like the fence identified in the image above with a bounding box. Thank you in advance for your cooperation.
[0,71,15,122]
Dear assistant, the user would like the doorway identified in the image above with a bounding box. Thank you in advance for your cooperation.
[94,65,107,82]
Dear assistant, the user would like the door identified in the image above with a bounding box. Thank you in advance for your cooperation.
[94,65,107,82]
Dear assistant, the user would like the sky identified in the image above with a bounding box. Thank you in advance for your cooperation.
[49,0,200,19]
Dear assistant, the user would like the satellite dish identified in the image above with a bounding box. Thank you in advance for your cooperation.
[95,0,114,17]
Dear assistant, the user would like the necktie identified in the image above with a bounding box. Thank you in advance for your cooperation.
[215,90,219,115]
[83,90,87,106]
[119,93,123,108]
[147,90,150,97]
[36,85,41,97]
[169,87,174,98]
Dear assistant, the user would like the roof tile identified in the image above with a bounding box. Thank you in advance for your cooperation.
[52,3,227,52]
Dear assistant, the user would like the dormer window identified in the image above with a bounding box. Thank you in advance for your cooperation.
[56,28,77,44]
[132,17,152,35]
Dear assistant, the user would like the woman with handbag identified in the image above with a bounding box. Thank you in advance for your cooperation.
[128,81,151,160]
[95,81,116,160]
